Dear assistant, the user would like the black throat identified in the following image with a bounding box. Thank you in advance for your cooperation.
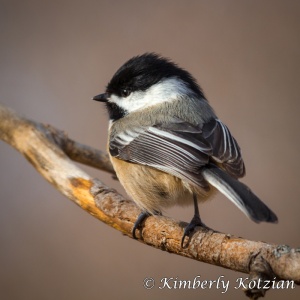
[105,102,127,121]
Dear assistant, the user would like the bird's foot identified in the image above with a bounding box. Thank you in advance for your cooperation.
[181,214,205,248]
[132,211,150,239]
[133,210,161,239]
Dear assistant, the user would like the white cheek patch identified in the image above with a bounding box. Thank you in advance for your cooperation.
[109,94,123,106]
[109,77,191,113]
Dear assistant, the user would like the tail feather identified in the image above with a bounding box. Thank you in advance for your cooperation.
[202,164,278,223]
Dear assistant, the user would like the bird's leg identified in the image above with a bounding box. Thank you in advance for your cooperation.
[132,210,161,239]
[181,193,204,248]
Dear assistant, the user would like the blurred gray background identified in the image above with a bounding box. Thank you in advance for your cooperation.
[1,1,299,299]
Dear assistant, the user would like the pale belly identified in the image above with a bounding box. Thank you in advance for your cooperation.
[110,155,216,214]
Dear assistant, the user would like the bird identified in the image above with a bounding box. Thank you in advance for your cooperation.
[92,53,278,247]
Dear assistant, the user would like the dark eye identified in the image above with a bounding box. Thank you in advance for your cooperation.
[120,88,131,97]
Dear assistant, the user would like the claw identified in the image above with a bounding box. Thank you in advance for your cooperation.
[181,214,203,248]
[181,193,206,248]
[132,211,150,239]
[132,210,161,239]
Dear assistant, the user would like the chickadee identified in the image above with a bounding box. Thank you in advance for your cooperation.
[93,53,278,247]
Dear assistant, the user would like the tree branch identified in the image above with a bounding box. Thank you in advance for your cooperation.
[43,124,116,175]
[0,103,299,299]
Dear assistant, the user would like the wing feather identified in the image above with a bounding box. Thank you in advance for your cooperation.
[110,118,245,190]
[110,123,211,188]
[202,119,245,178]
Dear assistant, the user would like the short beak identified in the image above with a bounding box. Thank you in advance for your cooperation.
[92,93,109,102]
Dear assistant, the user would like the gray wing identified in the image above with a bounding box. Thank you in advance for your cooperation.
[109,118,245,189]
[202,119,245,178]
